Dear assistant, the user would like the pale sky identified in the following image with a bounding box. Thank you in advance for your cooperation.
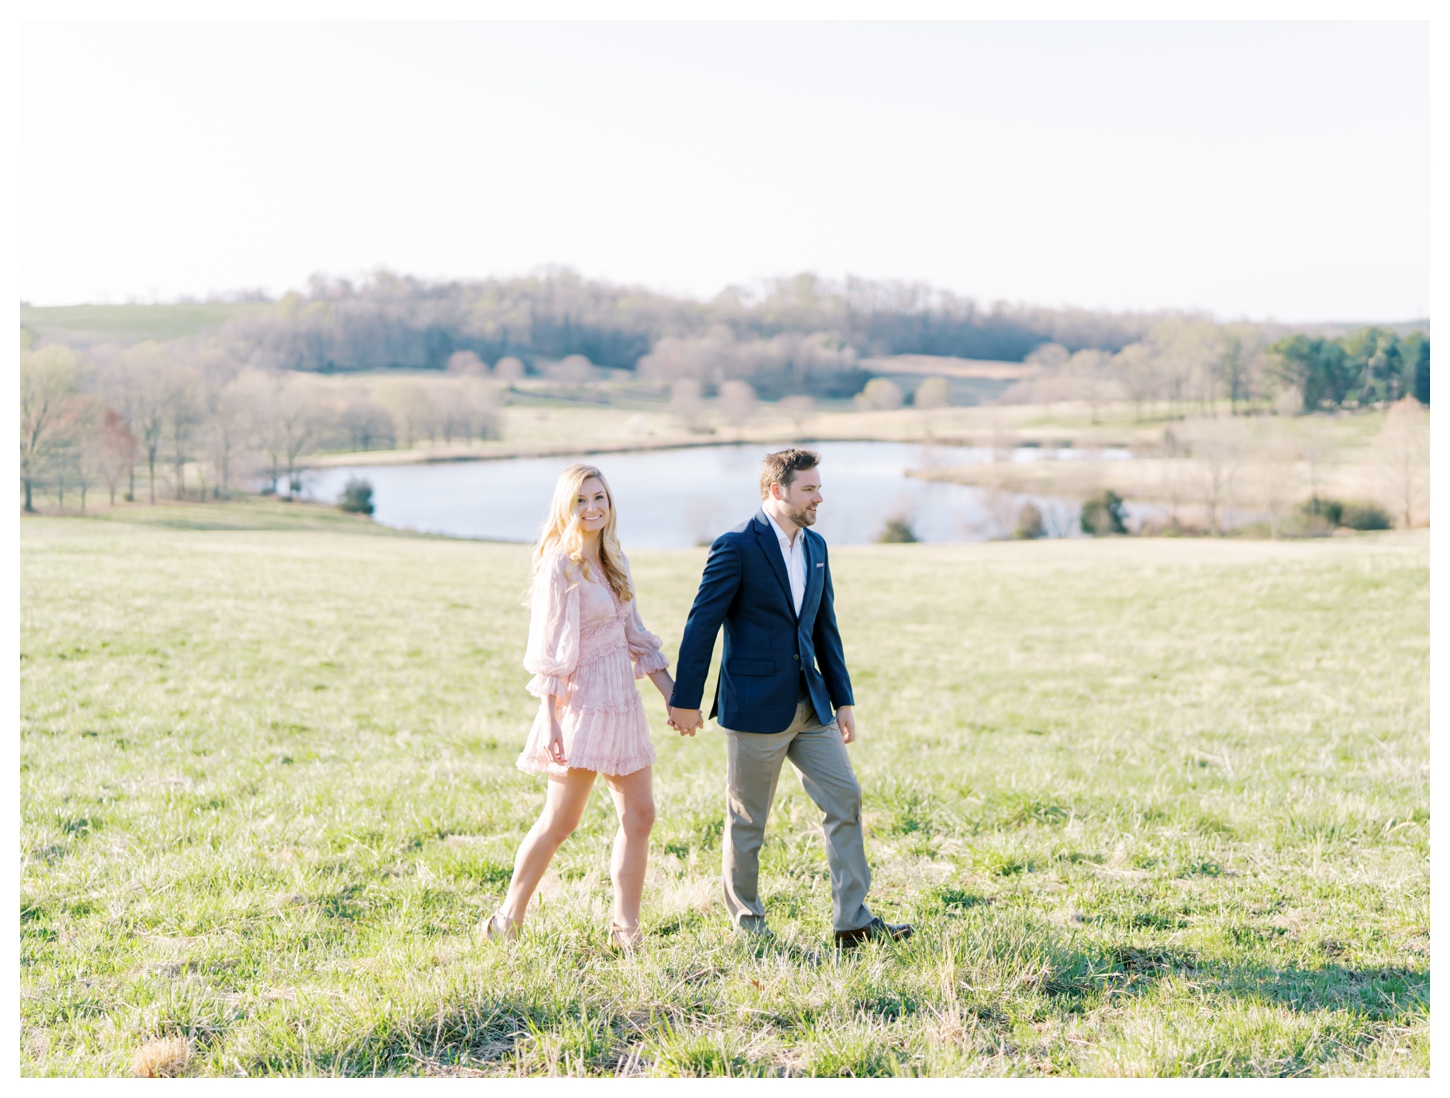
[15,20,1430,322]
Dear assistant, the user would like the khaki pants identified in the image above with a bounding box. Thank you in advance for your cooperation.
[721,699,873,933]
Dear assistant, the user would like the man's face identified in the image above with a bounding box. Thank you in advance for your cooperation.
[773,466,823,527]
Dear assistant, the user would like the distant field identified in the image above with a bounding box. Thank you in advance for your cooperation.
[913,410,1391,508]
[20,302,273,345]
[21,503,1427,1076]
[302,395,1187,470]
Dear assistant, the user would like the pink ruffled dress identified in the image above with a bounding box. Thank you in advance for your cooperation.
[516,551,669,778]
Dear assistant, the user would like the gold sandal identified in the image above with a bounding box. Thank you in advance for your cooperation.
[609,922,642,952]
[484,912,519,942]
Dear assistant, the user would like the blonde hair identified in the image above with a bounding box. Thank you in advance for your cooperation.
[531,463,633,602]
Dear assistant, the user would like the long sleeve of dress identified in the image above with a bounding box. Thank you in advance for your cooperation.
[622,559,669,679]
[523,554,580,699]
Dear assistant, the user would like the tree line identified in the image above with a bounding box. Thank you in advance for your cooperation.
[999,320,1429,420]
[174,268,1425,409]
[18,337,504,512]
[195,269,1191,379]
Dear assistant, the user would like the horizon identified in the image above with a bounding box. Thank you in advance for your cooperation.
[17,267,1430,331]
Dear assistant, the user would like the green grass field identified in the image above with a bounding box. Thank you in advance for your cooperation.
[20,502,1429,1076]
[20,302,273,345]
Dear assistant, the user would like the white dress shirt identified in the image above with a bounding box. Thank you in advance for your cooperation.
[765,510,806,616]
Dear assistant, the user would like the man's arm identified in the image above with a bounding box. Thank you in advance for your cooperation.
[812,551,858,743]
[668,537,743,728]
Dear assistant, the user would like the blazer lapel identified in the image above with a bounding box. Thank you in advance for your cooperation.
[801,531,822,619]
[752,511,796,618]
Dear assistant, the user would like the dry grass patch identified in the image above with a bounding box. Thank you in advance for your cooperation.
[131,1036,192,1078]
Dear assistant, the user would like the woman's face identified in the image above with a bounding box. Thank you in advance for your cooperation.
[575,477,609,533]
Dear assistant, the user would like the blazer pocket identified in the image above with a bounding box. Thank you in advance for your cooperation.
[727,658,775,677]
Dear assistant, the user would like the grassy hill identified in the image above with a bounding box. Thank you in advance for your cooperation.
[20,302,274,346]
[20,511,1428,1076]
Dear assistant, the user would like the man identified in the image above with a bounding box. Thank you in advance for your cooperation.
[668,448,913,948]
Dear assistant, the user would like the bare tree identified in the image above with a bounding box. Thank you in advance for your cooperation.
[1219,324,1266,414]
[1155,455,1193,531]
[97,408,140,505]
[335,384,394,452]
[913,376,952,439]
[428,379,463,446]
[1038,497,1077,539]
[670,377,705,431]
[1373,396,1429,528]
[914,377,951,410]
[206,374,253,496]
[1293,417,1338,511]
[855,378,903,411]
[446,350,490,377]
[1272,385,1303,419]
[60,395,104,512]
[779,394,815,436]
[1062,348,1116,423]
[1150,320,1222,417]
[494,356,525,382]
[718,379,757,439]
[461,380,503,441]
[1184,418,1250,535]
[1025,342,1069,371]
[1248,429,1301,539]
[974,488,1020,540]
[545,354,598,383]
[19,343,79,513]
[377,380,438,449]
[273,375,330,495]
[234,369,327,494]
[987,409,1015,464]
[1113,341,1159,421]
[164,364,202,500]
[106,341,177,503]
[428,377,501,444]
[233,370,283,493]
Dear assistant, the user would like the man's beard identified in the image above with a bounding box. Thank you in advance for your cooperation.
[788,500,818,528]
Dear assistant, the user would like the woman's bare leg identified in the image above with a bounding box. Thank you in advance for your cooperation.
[498,768,597,926]
[603,766,656,931]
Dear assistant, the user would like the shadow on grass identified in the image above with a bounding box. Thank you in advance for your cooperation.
[1040,940,1428,1023]
[1196,962,1429,1020]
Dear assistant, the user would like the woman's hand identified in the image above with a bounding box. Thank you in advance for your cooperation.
[544,697,566,765]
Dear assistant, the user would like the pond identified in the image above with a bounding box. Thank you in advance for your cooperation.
[290,441,1145,548]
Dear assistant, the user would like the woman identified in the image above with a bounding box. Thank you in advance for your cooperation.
[484,463,673,949]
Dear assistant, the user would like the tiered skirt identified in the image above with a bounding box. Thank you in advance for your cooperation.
[516,632,664,779]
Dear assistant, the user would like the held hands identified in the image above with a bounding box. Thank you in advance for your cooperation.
[668,707,703,737]
[663,704,851,740]
[647,672,699,736]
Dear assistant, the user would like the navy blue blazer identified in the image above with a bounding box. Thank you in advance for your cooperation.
[670,510,854,733]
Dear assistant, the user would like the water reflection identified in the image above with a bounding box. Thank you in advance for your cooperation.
[291,442,1143,548]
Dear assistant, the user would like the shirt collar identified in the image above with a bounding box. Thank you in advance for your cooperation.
[764,509,800,552]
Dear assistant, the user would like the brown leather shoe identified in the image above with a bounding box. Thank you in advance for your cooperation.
[835,917,914,948]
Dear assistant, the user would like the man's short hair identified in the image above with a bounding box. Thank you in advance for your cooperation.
[760,448,821,499]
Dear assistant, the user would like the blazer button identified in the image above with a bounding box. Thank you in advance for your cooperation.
[793,654,799,660]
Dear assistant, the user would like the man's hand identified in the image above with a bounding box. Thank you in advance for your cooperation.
[669,707,703,737]
[836,705,857,745]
